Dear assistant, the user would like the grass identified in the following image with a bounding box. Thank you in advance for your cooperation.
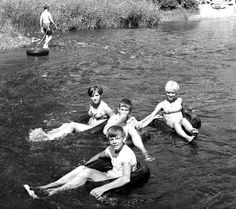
[0,0,160,32]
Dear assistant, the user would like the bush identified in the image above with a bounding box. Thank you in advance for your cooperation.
[152,0,198,10]
[53,0,160,30]
[179,0,199,9]
[0,0,42,34]
[158,0,180,10]
[3,0,202,33]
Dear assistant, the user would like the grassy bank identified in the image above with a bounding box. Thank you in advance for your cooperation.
[0,0,198,51]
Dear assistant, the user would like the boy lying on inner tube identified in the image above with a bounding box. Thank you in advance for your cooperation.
[24,125,137,199]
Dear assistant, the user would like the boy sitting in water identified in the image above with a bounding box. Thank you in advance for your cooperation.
[103,98,155,161]
[28,85,114,141]
[140,81,198,142]
[24,125,137,199]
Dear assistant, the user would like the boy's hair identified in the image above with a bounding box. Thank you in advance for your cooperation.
[87,85,103,97]
[43,4,49,9]
[165,80,180,92]
[119,98,132,111]
[106,125,126,139]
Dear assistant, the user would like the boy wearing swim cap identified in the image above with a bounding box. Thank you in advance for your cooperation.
[141,81,199,142]
[24,126,137,199]
[40,4,57,49]
[103,98,155,161]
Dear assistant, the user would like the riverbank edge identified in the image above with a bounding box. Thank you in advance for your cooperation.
[0,9,197,51]
[0,6,233,52]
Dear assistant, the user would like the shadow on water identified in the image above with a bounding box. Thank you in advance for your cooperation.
[1,18,236,208]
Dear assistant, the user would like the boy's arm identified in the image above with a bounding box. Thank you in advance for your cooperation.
[85,150,106,165]
[40,14,43,27]
[48,13,57,28]
[90,162,131,198]
[139,102,163,128]
[103,115,122,135]
[104,105,115,117]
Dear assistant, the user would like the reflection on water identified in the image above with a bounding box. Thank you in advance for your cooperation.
[1,19,236,209]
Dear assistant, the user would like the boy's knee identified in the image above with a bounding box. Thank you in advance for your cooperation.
[77,165,86,170]
[79,166,91,177]
[69,122,76,127]
[173,122,181,129]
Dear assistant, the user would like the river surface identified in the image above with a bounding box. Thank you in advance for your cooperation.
[0,18,236,209]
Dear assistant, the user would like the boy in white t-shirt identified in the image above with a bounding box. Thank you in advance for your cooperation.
[24,126,137,199]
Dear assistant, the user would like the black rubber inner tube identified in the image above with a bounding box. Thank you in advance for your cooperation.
[85,157,150,193]
[75,114,108,134]
[26,48,49,56]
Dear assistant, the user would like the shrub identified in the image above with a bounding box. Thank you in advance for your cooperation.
[179,0,199,9]
[0,0,160,33]
[158,0,180,10]
[152,0,198,9]
[0,0,42,34]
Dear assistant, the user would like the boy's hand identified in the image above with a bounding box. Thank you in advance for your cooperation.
[118,113,128,123]
[90,187,105,200]
[41,27,44,34]
[134,123,141,130]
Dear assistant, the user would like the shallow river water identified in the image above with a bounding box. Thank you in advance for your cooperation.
[0,18,236,209]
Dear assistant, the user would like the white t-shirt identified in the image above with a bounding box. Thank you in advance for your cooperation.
[105,144,137,178]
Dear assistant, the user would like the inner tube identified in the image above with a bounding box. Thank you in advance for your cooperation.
[76,114,107,134]
[26,48,49,56]
[149,108,201,135]
[85,157,150,193]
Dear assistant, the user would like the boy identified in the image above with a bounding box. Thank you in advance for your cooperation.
[24,126,137,199]
[40,4,57,49]
[141,81,198,142]
[29,85,114,141]
[103,98,155,161]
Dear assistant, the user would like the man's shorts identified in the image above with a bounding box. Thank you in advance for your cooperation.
[43,23,52,35]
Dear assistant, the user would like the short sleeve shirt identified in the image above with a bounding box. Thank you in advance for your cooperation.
[105,144,137,178]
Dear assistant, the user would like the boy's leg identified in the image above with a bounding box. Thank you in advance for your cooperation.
[126,126,146,153]
[45,167,111,196]
[173,123,194,142]
[47,122,75,140]
[72,122,93,132]
[39,165,86,190]
[47,122,92,139]
[127,126,155,161]
[43,35,52,49]
[181,118,198,134]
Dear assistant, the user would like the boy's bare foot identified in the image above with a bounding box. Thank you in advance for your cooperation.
[187,134,198,143]
[191,128,199,135]
[23,184,38,199]
[29,128,50,141]
[143,152,155,162]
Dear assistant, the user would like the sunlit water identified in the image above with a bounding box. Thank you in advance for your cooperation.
[0,18,236,209]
